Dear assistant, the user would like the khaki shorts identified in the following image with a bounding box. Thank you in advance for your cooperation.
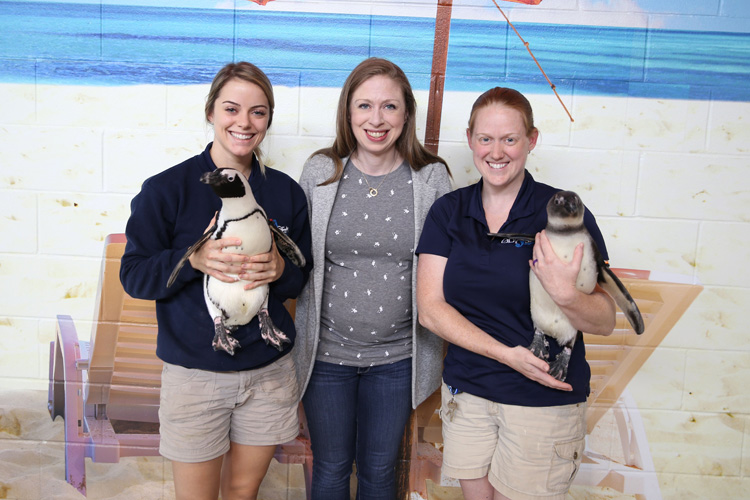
[158,354,300,463]
[440,382,586,500]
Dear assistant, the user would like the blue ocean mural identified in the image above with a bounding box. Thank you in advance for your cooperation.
[1,0,749,100]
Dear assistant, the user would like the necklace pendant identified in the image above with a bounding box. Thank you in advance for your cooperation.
[369,187,378,197]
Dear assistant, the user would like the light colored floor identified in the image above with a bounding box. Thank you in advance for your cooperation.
[0,389,306,500]
[0,387,644,500]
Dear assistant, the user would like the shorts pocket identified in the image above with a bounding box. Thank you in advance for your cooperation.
[259,356,299,403]
[160,362,201,388]
[546,437,585,493]
[159,364,215,421]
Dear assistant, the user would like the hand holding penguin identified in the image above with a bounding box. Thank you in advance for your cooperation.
[187,226,283,290]
[501,345,574,392]
[239,239,287,290]
[167,167,306,356]
[530,230,587,307]
[187,215,251,283]
[489,190,644,382]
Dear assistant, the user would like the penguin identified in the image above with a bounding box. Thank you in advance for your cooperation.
[489,190,644,381]
[167,167,306,356]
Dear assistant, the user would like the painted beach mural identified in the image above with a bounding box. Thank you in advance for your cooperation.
[0,0,748,498]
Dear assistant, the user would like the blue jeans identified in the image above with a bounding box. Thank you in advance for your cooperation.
[302,358,413,500]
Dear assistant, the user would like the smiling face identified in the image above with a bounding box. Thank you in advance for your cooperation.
[467,103,538,195]
[207,78,270,175]
[348,74,406,162]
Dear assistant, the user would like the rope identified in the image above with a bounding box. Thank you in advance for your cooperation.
[492,0,574,122]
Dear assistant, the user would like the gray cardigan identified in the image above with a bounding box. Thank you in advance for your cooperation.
[293,154,452,408]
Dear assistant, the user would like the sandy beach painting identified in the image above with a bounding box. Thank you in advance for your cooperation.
[1,0,749,498]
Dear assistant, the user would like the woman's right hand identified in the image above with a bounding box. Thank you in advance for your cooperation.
[187,215,250,283]
[499,346,573,391]
[419,253,574,392]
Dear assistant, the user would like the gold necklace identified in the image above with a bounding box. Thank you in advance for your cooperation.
[357,158,400,197]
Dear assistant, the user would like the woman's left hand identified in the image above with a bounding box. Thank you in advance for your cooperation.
[529,230,582,307]
[239,240,286,290]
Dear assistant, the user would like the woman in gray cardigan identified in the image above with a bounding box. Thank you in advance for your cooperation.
[293,58,451,500]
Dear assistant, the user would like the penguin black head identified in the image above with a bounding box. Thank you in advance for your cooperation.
[547,191,585,229]
[200,168,248,199]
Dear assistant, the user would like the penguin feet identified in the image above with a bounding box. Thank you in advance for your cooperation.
[528,329,550,360]
[258,309,290,352]
[211,319,241,355]
[548,347,572,382]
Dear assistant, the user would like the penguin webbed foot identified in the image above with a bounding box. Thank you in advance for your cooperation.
[211,318,241,356]
[547,347,572,382]
[258,309,290,352]
[527,328,550,360]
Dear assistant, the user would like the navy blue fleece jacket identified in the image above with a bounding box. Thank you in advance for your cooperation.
[120,144,312,371]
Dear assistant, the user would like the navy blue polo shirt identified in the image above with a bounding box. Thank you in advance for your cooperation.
[416,171,608,407]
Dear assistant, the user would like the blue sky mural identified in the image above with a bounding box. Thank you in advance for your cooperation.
[1,0,749,101]
[8,0,750,30]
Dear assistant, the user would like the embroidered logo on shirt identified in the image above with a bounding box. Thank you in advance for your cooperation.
[499,237,533,247]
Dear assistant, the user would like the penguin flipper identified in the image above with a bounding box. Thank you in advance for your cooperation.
[166,225,216,288]
[269,221,306,268]
[487,232,535,244]
[597,259,645,335]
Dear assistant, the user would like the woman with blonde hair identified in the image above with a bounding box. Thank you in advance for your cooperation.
[121,62,312,500]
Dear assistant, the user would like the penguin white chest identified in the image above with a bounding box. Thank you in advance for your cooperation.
[219,210,273,257]
[205,210,274,325]
[528,232,596,345]
[205,278,267,326]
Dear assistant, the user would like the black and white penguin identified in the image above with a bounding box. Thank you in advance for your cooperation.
[167,167,306,356]
[490,190,644,381]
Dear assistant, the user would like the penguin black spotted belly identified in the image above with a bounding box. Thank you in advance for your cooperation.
[489,190,644,382]
[167,167,306,356]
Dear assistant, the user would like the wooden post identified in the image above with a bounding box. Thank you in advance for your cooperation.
[397,3,453,496]
[424,0,453,156]
[395,411,415,499]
